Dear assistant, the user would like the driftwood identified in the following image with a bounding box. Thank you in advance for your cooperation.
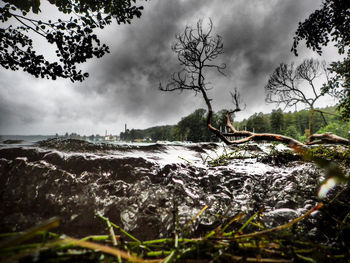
[309,133,349,145]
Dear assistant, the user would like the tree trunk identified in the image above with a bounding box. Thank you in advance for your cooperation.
[308,108,315,142]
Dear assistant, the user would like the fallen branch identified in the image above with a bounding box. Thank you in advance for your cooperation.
[206,90,349,147]
[309,132,349,145]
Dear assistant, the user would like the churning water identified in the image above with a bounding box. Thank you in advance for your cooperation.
[0,139,326,240]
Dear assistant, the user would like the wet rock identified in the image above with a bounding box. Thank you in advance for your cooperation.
[258,150,302,165]
[263,208,300,227]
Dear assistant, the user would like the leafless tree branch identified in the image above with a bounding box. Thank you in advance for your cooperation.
[265,59,331,139]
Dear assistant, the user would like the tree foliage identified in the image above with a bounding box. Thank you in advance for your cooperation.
[292,0,350,120]
[120,125,176,142]
[119,105,349,143]
[284,125,299,140]
[318,121,350,138]
[176,109,213,142]
[292,0,349,56]
[0,0,146,81]
[270,109,284,134]
[246,113,270,133]
[323,58,350,120]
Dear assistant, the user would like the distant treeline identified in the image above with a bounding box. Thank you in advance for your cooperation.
[120,106,349,142]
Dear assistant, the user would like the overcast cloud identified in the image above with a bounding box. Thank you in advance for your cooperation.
[0,0,339,135]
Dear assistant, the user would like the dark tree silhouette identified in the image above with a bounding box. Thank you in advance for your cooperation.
[265,59,329,138]
[0,0,146,82]
[160,19,225,95]
[161,20,348,146]
[292,0,350,120]
[292,0,349,56]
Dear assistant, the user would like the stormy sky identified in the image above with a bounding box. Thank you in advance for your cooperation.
[0,0,340,135]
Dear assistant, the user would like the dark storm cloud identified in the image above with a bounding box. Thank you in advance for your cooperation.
[0,75,42,131]
[216,0,320,102]
[77,0,212,123]
[75,0,321,126]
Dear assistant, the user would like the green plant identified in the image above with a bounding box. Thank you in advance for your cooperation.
[2,203,345,263]
[206,144,253,166]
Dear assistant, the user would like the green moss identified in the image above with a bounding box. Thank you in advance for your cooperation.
[308,145,350,167]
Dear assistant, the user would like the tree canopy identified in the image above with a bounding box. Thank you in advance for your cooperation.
[0,0,146,82]
[292,0,350,120]
[292,0,349,56]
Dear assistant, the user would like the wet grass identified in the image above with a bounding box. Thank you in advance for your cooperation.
[206,144,258,166]
[308,145,350,167]
[1,200,349,263]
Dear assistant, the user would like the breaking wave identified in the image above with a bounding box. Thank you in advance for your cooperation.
[0,139,324,240]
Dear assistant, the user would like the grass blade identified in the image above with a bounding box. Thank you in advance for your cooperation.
[62,237,161,263]
[0,217,60,249]
[183,205,208,230]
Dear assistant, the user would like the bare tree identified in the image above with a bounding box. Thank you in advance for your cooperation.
[265,59,330,138]
[161,20,348,147]
[160,19,225,115]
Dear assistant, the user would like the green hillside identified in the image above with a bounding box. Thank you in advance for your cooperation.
[120,106,349,142]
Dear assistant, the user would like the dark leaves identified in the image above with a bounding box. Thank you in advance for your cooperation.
[292,0,350,120]
[292,0,350,56]
[0,0,147,82]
